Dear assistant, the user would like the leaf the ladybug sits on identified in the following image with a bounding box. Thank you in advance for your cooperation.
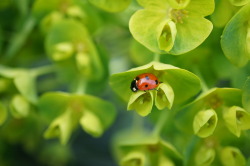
[110,61,201,116]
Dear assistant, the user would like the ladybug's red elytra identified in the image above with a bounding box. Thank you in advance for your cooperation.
[130,73,161,92]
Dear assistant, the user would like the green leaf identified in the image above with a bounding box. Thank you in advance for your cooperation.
[120,150,148,166]
[10,95,30,118]
[51,42,74,61]
[221,3,250,67]
[220,147,246,166]
[127,91,154,116]
[45,19,104,81]
[169,13,213,54]
[159,154,175,166]
[228,0,250,6]
[38,92,70,121]
[193,109,218,138]
[155,82,174,110]
[167,0,190,9]
[185,0,215,16]
[79,94,116,137]
[13,70,38,104]
[110,62,201,107]
[88,0,131,12]
[158,20,177,52]
[223,106,250,137]
[0,66,38,104]
[0,101,7,125]
[129,9,174,54]
[242,77,250,112]
[129,0,214,54]
[79,111,103,137]
[195,146,215,166]
[39,92,116,143]
[176,88,243,134]
[44,107,79,145]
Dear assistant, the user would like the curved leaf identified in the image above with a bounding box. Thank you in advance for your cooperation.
[155,82,174,110]
[221,3,250,67]
[169,14,213,54]
[193,109,218,138]
[228,0,250,6]
[127,91,154,116]
[110,62,200,107]
[220,147,246,166]
[195,146,215,166]
[223,106,250,137]
[10,95,30,118]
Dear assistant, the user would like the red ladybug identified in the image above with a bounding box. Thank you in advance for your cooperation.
[130,73,160,92]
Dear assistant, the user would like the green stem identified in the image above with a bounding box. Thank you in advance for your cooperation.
[74,76,87,94]
[32,65,56,76]
[154,54,161,62]
[132,112,144,133]
[4,15,36,63]
[152,109,173,136]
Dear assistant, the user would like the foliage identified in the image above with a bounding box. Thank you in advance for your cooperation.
[0,0,250,165]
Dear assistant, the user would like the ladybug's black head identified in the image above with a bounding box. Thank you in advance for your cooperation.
[130,79,138,92]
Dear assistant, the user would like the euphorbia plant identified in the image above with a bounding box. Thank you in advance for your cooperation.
[110,61,201,116]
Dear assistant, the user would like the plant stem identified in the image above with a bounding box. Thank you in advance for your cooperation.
[74,76,87,95]
[32,65,56,76]
[132,112,144,133]
[152,109,173,136]
[154,54,161,62]
[4,15,36,63]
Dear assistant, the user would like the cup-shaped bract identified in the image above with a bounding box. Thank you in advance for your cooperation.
[193,109,218,138]
[114,132,182,166]
[0,65,38,104]
[155,82,174,110]
[129,0,214,54]
[223,106,250,137]
[110,62,201,116]
[220,146,246,166]
[127,91,154,116]
[195,146,215,166]
[176,88,242,134]
[45,19,104,81]
[10,95,30,119]
[38,92,116,144]
[120,150,148,166]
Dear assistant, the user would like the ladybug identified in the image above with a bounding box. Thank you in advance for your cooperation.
[130,73,160,92]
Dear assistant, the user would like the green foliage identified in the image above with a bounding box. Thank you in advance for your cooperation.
[1,0,250,165]
[38,92,116,144]
[221,2,250,67]
[129,0,214,54]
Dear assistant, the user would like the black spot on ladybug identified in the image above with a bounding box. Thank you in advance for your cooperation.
[145,76,150,80]
[135,76,140,80]
[155,80,158,84]
[145,84,148,88]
